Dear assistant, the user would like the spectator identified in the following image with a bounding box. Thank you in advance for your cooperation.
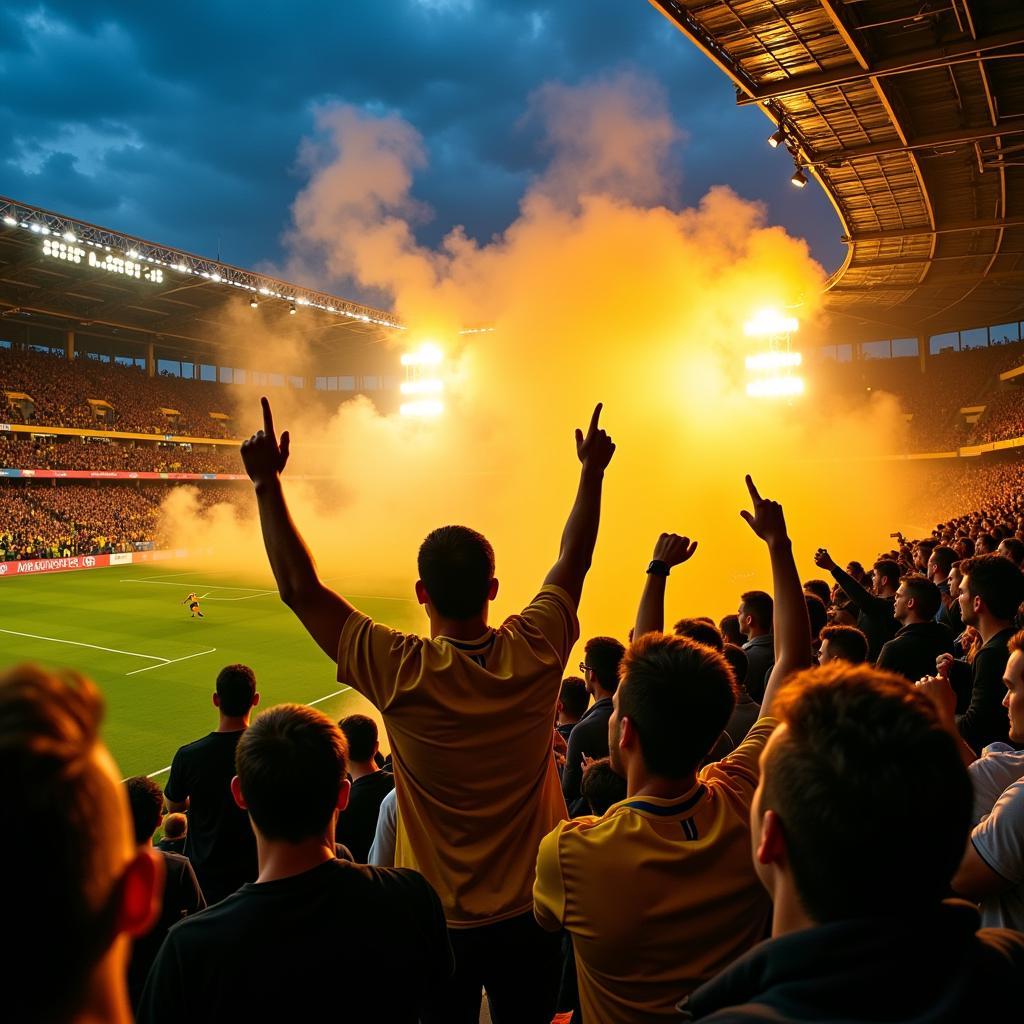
[580,757,627,816]
[804,593,827,653]
[719,613,744,647]
[876,574,954,682]
[722,644,759,748]
[335,714,395,863]
[939,560,967,640]
[928,544,958,618]
[997,536,1024,568]
[814,550,899,660]
[802,579,831,609]
[163,664,260,904]
[124,776,206,1009]
[138,704,452,1022]
[948,555,1024,753]
[562,636,626,810]
[684,662,1024,1023]
[556,675,590,745]
[157,812,188,855]
[818,625,869,665]
[2,665,161,1024]
[737,589,774,702]
[369,787,399,867]
[674,618,725,651]
[535,476,813,1021]
[243,397,614,1023]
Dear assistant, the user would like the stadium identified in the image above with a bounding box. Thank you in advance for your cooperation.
[5,2,1024,1023]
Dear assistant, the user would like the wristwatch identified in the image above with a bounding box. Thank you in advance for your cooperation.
[646,559,670,577]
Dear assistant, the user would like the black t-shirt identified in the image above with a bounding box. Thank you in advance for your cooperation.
[137,859,453,1023]
[164,731,257,900]
[336,770,395,863]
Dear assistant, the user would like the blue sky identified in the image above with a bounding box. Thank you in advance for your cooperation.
[1,1,844,301]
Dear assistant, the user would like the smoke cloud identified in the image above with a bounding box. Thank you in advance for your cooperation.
[164,75,908,645]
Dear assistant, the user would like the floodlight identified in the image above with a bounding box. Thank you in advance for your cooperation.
[250,296,258,309]
[745,351,803,372]
[400,379,444,396]
[768,127,786,148]
[63,231,77,242]
[791,165,808,188]
[746,376,805,398]
[743,309,799,337]
[2,216,15,226]
[400,343,444,367]
[289,303,297,315]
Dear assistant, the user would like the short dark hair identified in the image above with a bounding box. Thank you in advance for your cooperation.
[417,525,495,619]
[338,714,378,763]
[216,664,257,717]
[235,704,349,843]
[873,560,901,589]
[585,636,626,694]
[1,665,121,1022]
[163,812,188,840]
[125,775,164,845]
[901,573,942,620]
[930,545,957,575]
[998,537,1024,566]
[558,676,589,719]
[719,614,743,646]
[618,634,736,778]
[762,663,972,922]
[804,594,827,641]
[819,625,868,664]
[673,617,724,652]
[803,579,832,608]
[581,757,627,815]
[740,590,773,631]
[977,533,998,554]
[961,554,1024,621]
[722,644,749,688]
[847,561,866,579]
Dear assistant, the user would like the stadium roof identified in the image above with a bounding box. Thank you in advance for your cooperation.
[650,0,1024,344]
[0,195,404,362]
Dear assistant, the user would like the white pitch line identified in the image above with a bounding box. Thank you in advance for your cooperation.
[125,648,218,676]
[147,765,172,778]
[121,579,275,593]
[0,627,167,662]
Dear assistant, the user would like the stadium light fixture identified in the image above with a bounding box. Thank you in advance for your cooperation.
[250,296,258,309]
[768,127,786,149]
[289,303,297,315]
[400,342,444,367]
[63,231,77,243]
[745,351,802,372]
[29,223,41,233]
[743,308,799,337]
[791,164,808,188]
[2,216,15,226]
[746,376,805,398]
[400,378,444,396]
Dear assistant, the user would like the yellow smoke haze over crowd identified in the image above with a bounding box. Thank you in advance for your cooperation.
[164,75,908,648]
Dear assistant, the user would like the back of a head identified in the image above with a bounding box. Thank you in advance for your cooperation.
[902,573,942,621]
[819,625,869,665]
[673,617,725,652]
[740,590,774,633]
[559,676,589,719]
[581,757,627,815]
[418,524,495,620]
[762,662,971,922]
[236,704,349,843]
[931,545,957,577]
[961,553,1024,621]
[873,559,902,590]
[1,664,125,1022]
[619,634,737,778]
[585,635,626,694]
[998,536,1024,567]
[216,663,257,717]
[804,593,827,641]
[125,775,164,845]
[163,812,188,841]
[719,614,743,647]
[338,713,378,764]
[722,644,749,689]
[803,579,832,609]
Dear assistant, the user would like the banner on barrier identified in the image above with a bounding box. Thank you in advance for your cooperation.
[0,548,189,579]
[0,469,247,481]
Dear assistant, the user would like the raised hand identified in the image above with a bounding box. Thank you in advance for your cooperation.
[936,652,956,678]
[575,403,615,472]
[652,533,698,568]
[915,674,957,727]
[813,547,836,571]
[241,396,291,487]
[739,475,788,547]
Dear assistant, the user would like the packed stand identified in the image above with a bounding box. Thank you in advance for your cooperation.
[6,396,1024,1024]
[0,434,241,473]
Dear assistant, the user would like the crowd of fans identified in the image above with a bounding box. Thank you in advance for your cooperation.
[8,397,1024,1024]
[0,434,240,474]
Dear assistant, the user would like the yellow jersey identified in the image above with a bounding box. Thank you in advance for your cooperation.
[337,584,578,927]
[534,718,777,1023]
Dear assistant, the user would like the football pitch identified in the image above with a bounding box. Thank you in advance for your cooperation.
[0,562,419,778]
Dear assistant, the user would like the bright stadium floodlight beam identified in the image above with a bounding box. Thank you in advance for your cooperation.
[400,378,444,396]
[250,296,258,309]
[2,216,16,226]
[745,351,803,372]
[400,399,444,418]
[400,342,444,367]
[289,303,297,315]
[63,231,77,242]
[746,376,805,398]
[743,308,799,337]
[768,127,786,148]
[791,164,808,188]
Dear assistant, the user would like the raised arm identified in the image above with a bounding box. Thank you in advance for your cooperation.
[241,397,355,660]
[815,549,879,614]
[633,533,698,639]
[543,403,615,606]
[740,475,812,715]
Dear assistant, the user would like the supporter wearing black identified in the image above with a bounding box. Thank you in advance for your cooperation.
[722,644,759,748]
[814,550,899,661]
[124,776,206,1009]
[682,663,1024,1023]
[737,590,774,702]
[562,636,626,810]
[945,555,1024,754]
[163,664,260,903]
[335,714,395,863]
[817,625,868,666]
[556,676,590,744]
[139,704,452,1023]
[928,545,958,615]
[939,561,966,639]
[2,665,162,1024]
[802,579,831,609]
[876,574,954,682]
[675,617,725,651]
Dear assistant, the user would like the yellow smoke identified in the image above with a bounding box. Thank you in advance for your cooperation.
[164,76,907,646]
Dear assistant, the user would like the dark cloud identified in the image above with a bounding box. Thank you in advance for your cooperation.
[0,0,845,298]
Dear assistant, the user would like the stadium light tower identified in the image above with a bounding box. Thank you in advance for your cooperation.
[743,308,803,399]
[400,342,445,418]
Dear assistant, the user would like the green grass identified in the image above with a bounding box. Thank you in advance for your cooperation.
[0,562,420,778]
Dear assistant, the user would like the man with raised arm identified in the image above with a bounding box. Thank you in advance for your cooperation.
[534,476,813,1023]
[241,397,615,1024]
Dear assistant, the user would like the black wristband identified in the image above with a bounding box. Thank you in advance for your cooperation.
[647,559,670,577]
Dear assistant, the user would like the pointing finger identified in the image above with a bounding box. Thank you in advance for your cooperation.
[745,474,762,504]
[588,402,603,435]
[261,396,275,439]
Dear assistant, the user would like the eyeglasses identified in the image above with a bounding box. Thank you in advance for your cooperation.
[579,661,590,674]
